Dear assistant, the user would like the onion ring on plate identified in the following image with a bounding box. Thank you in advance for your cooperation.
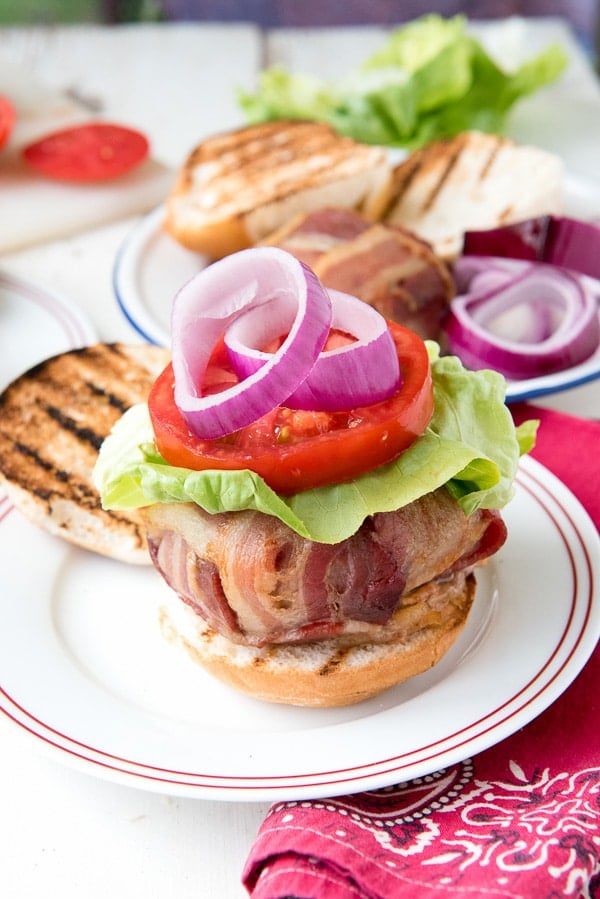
[446,260,600,380]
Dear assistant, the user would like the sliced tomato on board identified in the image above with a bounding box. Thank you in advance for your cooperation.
[0,95,16,150]
[22,122,149,182]
[148,322,434,496]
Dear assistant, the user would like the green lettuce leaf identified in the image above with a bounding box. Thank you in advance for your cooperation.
[361,13,467,75]
[237,14,567,148]
[93,349,537,545]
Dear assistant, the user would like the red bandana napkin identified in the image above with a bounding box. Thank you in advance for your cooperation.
[243,404,600,899]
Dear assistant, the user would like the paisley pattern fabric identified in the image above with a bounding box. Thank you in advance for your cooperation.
[243,406,600,899]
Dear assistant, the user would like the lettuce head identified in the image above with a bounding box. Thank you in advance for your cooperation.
[237,14,567,148]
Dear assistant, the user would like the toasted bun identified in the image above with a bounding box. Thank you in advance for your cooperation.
[158,570,476,707]
[0,342,169,564]
[383,131,564,259]
[165,120,392,257]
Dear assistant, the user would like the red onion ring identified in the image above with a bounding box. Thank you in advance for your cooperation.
[171,248,332,438]
[225,289,402,410]
[463,215,600,281]
[171,247,403,439]
[446,260,600,380]
[453,256,519,294]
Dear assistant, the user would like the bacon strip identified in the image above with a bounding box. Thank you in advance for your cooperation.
[143,489,506,647]
[261,207,454,340]
[261,207,370,268]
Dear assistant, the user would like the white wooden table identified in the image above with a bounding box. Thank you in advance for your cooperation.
[0,19,599,899]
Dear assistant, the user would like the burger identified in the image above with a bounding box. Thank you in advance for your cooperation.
[94,246,535,707]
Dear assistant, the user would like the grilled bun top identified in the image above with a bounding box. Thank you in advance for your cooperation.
[165,124,564,264]
[165,120,393,258]
[0,342,169,564]
[382,130,564,260]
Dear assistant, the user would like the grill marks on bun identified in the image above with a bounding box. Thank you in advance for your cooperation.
[165,124,564,276]
[0,342,170,564]
[165,120,393,258]
[382,131,564,260]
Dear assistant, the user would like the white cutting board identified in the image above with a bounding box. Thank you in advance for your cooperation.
[0,56,174,253]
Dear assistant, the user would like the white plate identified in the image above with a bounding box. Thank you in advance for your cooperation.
[112,205,202,347]
[0,271,97,390]
[112,174,600,402]
[0,456,598,801]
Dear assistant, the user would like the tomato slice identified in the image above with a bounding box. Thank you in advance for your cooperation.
[0,95,16,150]
[148,323,434,495]
[22,122,149,182]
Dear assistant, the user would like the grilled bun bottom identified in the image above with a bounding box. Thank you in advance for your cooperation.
[158,569,476,707]
[0,343,170,564]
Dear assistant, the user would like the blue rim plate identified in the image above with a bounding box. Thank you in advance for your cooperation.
[112,174,600,403]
